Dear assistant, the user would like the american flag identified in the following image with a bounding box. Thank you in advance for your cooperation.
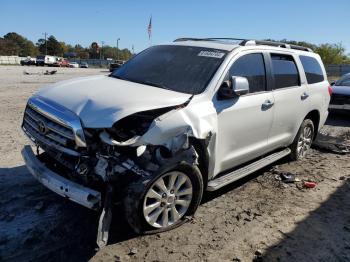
[147,16,152,40]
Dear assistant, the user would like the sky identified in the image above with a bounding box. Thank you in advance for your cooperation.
[1,0,349,53]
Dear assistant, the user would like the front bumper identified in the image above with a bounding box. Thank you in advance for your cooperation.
[329,104,350,110]
[21,145,101,210]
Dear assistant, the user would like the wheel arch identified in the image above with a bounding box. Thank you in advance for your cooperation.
[304,110,320,140]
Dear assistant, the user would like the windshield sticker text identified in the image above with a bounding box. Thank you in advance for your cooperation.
[198,51,225,59]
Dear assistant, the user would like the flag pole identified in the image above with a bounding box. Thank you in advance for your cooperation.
[148,15,152,46]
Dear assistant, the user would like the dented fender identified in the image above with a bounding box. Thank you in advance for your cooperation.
[138,99,217,145]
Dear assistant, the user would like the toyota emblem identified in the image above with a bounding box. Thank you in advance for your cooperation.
[37,121,48,134]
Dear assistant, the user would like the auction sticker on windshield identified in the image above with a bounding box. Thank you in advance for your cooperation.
[198,50,225,58]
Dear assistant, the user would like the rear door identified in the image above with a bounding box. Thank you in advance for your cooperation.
[267,53,310,149]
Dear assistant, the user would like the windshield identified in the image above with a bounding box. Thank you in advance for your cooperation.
[111,45,227,94]
[336,74,350,86]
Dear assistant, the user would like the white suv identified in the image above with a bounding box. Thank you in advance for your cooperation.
[21,38,330,238]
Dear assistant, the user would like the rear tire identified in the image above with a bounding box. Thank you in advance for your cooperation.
[123,163,203,234]
[290,119,314,161]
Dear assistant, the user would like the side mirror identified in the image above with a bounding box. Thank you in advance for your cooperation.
[330,81,336,86]
[217,81,235,100]
[217,76,249,100]
[231,76,249,96]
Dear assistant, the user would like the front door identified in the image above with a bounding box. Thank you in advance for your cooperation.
[214,52,275,174]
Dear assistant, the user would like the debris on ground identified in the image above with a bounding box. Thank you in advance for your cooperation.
[253,249,263,261]
[303,181,317,188]
[128,247,138,256]
[313,133,350,154]
[279,172,296,183]
[44,70,57,75]
[23,70,58,75]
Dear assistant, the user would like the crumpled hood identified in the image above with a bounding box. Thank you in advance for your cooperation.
[35,75,192,128]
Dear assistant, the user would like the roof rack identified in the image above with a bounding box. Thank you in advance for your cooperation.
[173,37,313,52]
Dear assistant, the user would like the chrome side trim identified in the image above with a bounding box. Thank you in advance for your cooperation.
[22,145,101,210]
[27,96,87,147]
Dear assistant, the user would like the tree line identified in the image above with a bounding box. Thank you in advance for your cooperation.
[265,39,350,65]
[0,32,349,64]
[0,32,133,61]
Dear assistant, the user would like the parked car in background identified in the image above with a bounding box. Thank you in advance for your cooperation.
[330,73,350,111]
[20,57,36,66]
[80,62,88,68]
[109,60,125,72]
[68,62,79,68]
[36,55,57,66]
[53,58,69,67]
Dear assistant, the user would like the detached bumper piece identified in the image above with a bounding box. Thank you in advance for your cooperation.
[21,145,101,210]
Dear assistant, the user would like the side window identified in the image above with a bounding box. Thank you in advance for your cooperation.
[271,54,300,89]
[229,53,266,93]
[337,75,350,86]
[299,55,325,84]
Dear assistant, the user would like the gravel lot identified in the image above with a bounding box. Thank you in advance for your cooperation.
[0,66,349,262]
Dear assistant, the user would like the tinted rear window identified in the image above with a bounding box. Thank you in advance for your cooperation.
[300,55,324,84]
[271,54,300,89]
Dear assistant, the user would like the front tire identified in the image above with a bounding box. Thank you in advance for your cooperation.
[124,163,203,234]
[290,119,314,160]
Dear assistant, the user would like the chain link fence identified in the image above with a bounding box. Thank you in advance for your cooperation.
[325,65,350,77]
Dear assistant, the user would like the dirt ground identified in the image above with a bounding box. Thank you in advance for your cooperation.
[0,66,349,262]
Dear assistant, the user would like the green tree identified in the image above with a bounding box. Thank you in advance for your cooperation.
[2,32,38,56]
[315,43,347,65]
[36,35,64,56]
[265,39,349,65]
[0,38,19,55]
[89,42,100,59]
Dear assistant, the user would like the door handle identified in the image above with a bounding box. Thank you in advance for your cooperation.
[301,92,309,100]
[262,100,274,110]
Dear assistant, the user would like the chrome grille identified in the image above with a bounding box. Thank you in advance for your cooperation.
[22,97,84,156]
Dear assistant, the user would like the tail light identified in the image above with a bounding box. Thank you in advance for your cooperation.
[328,86,333,96]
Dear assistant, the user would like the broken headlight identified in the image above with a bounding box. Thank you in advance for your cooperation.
[103,107,174,144]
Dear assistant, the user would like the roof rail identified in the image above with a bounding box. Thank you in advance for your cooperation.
[173,37,247,43]
[173,37,313,52]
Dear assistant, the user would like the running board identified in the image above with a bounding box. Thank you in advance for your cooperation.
[207,148,291,191]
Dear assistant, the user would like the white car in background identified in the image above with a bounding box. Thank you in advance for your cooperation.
[68,62,79,68]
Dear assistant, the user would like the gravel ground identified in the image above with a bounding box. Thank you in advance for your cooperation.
[0,66,349,262]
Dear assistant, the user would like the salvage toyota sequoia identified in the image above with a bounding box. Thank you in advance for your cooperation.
[21,38,331,235]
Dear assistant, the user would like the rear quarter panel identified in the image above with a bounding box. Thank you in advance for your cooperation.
[303,54,330,131]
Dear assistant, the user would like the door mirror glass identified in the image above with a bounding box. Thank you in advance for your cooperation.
[231,76,249,96]
[217,81,235,100]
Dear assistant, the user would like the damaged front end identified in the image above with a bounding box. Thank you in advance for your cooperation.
[22,95,205,247]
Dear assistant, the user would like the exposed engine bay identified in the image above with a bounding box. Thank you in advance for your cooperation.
[34,103,199,191]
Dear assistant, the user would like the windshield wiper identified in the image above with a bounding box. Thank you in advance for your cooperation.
[141,80,170,90]
[110,75,171,91]
[109,74,126,80]
[127,79,171,90]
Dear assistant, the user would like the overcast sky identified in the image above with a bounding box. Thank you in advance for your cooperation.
[1,0,349,53]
